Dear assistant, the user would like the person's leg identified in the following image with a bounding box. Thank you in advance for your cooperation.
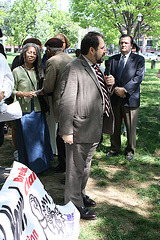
[123,107,139,155]
[56,134,66,168]
[65,142,97,220]
[81,142,99,197]
[110,99,123,153]
[0,122,4,147]
[10,120,19,160]
[53,124,66,172]
[64,142,93,207]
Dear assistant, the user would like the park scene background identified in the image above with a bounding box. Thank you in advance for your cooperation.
[0,0,160,239]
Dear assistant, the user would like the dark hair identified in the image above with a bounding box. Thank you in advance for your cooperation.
[22,38,42,48]
[75,49,81,57]
[81,31,104,55]
[19,43,44,83]
[132,42,140,52]
[0,43,7,58]
[119,34,133,45]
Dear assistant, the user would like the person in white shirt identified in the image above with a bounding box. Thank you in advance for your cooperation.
[0,53,14,146]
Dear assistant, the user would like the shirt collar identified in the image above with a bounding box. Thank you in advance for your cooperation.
[82,55,94,68]
[120,51,131,62]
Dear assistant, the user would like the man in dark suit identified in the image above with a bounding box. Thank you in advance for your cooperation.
[59,32,115,220]
[105,34,145,161]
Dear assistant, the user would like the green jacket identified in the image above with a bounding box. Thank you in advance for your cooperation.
[12,66,41,113]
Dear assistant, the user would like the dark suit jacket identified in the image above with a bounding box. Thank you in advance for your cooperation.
[59,55,114,143]
[105,52,145,107]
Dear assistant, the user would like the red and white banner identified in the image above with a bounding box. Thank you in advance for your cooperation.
[0,161,80,240]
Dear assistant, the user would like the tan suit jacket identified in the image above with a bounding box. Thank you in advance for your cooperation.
[59,55,114,144]
[43,51,74,122]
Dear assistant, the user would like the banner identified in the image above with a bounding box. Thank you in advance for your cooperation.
[0,161,80,240]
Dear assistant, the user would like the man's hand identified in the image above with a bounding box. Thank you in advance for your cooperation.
[62,134,73,145]
[105,75,115,87]
[0,91,5,102]
[114,87,126,98]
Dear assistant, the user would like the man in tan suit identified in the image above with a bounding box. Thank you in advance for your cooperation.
[59,32,115,220]
[43,38,74,173]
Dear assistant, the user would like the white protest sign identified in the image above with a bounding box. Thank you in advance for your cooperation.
[0,161,80,240]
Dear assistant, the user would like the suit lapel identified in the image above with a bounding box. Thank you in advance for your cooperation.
[80,56,104,96]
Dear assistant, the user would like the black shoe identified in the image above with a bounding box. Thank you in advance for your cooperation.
[125,154,133,161]
[76,206,97,220]
[106,151,118,157]
[4,124,8,134]
[51,164,66,173]
[83,195,96,207]
[60,177,65,185]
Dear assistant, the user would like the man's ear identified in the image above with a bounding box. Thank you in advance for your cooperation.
[90,46,95,55]
[46,49,52,58]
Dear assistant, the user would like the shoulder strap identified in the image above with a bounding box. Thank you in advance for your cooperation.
[21,66,36,91]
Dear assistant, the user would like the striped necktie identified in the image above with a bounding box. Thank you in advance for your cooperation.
[117,55,126,80]
[93,65,110,117]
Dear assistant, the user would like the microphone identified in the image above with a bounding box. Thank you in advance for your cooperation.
[0,29,3,38]
[104,59,113,88]
[105,59,110,76]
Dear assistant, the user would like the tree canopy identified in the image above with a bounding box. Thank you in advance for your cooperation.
[1,0,79,48]
[70,0,160,44]
[0,1,9,26]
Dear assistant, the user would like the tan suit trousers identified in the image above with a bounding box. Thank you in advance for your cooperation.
[64,142,99,207]
[111,98,139,155]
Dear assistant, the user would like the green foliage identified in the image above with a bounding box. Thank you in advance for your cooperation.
[4,0,52,46]
[48,9,79,47]
[0,1,9,26]
[70,0,160,44]
[3,0,79,48]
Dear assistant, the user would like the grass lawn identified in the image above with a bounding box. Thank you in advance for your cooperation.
[3,54,160,239]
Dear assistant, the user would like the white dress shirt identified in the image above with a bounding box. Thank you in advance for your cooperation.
[0,53,14,100]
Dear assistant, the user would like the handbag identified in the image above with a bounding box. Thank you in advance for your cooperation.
[22,66,49,114]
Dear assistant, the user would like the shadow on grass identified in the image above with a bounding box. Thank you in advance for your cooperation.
[0,138,14,167]
[93,203,160,240]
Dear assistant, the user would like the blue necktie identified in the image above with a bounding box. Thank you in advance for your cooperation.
[117,55,126,81]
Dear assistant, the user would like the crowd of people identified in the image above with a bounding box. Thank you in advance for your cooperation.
[0,32,145,220]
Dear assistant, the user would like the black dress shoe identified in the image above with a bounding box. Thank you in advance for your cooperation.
[106,151,118,157]
[51,164,66,173]
[125,154,133,161]
[76,206,97,220]
[83,195,96,207]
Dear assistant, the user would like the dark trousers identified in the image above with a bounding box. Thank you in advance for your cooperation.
[0,122,5,147]
[56,124,66,168]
